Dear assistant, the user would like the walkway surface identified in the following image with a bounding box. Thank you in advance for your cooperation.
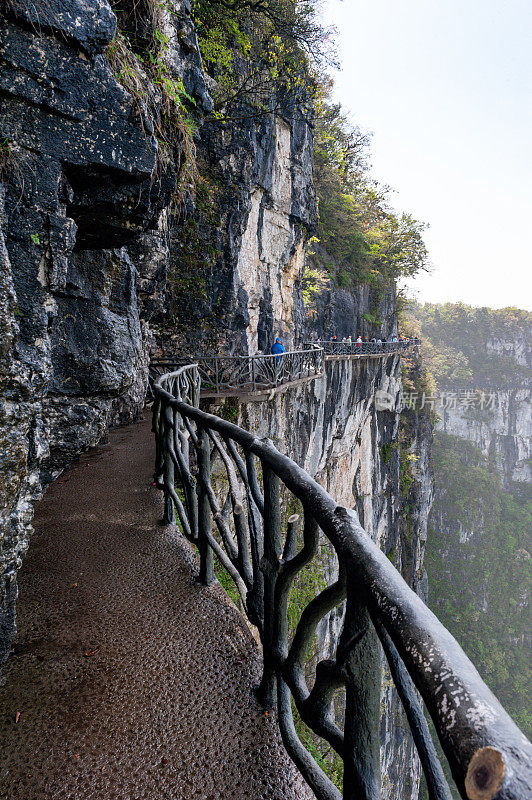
[0,418,313,800]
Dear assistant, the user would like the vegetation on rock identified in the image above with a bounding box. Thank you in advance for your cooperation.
[106,0,199,205]
[312,97,430,291]
[427,433,531,736]
[402,301,532,387]
[190,0,335,116]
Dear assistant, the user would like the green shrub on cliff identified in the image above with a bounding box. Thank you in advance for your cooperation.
[105,2,199,204]
[191,0,336,115]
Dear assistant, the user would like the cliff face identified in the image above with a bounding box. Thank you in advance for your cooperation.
[0,0,152,662]
[161,104,316,354]
[0,0,217,662]
[307,272,399,343]
[438,389,531,485]
[433,310,531,485]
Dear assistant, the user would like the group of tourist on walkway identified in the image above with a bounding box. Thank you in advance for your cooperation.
[270,334,418,354]
[314,334,417,347]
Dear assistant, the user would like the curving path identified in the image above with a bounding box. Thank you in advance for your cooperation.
[0,418,313,800]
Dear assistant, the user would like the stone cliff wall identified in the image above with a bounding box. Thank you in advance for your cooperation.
[0,0,155,662]
[435,323,531,486]
[0,0,217,663]
[160,104,316,355]
[438,389,531,485]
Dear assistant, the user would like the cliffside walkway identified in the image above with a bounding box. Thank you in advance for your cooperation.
[150,340,415,399]
[151,364,532,800]
[0,419,312,800]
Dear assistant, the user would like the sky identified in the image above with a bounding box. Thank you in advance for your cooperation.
[322,0,532,310]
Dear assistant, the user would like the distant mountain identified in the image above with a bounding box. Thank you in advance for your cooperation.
[404,302,531,388]
[403,301,531,741]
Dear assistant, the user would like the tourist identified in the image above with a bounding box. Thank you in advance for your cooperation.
[356,335,362,350]
[271,337,286,360]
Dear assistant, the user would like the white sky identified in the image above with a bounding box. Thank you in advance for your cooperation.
[323,0,532,310]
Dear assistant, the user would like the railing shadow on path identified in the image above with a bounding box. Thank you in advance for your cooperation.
[152,364,532,800]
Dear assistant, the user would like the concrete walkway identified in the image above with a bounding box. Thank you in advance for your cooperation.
[0,418,312,800]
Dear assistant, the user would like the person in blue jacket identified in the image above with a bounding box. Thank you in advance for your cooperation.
[271,337,286,360]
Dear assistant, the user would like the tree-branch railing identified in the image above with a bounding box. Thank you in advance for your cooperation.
[150,346,324,396]
[152,364,531,800]
[305,339,419,357]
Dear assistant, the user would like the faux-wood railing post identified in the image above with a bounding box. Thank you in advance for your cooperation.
[197,425,215,585]
[152,397,164,487]
[257,460,282,708]
[341,579,381,800]
[162,405,175,525]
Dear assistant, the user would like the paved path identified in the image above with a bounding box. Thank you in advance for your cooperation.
[0,418,313,800]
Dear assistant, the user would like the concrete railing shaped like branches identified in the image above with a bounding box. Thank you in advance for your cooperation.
[152,364,531,800]
[150,346,324,396]
[305,340,418,357]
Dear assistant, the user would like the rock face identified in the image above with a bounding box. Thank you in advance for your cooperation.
[307,275,399,342]
[434,319,532,486]
[0,0,180,663]
[0,2,433,796]
[438,389,531,484]
[161,104,316,355]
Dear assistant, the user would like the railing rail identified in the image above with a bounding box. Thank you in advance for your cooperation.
[150,346,324,395]
[152,364,531,800]
[305,339,419,357]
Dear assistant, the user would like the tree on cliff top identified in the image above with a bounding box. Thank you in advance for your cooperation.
[312,95,430,291]
[191,0,336,116]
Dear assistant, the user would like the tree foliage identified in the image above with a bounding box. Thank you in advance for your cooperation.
[312,96,429,290]
[191,0,336,116]
[402,301,532,387]
[426,433,532,738]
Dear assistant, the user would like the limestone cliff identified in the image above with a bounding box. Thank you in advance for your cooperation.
[160,103,316,355]
[438,388,531,485]
[0,0,217,662]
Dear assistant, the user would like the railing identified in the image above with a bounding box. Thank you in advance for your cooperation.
[152,364,532,800]
[150,346,324,395]
[305,339,418,356]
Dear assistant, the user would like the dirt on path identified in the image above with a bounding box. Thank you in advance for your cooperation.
[0,417,313,800]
